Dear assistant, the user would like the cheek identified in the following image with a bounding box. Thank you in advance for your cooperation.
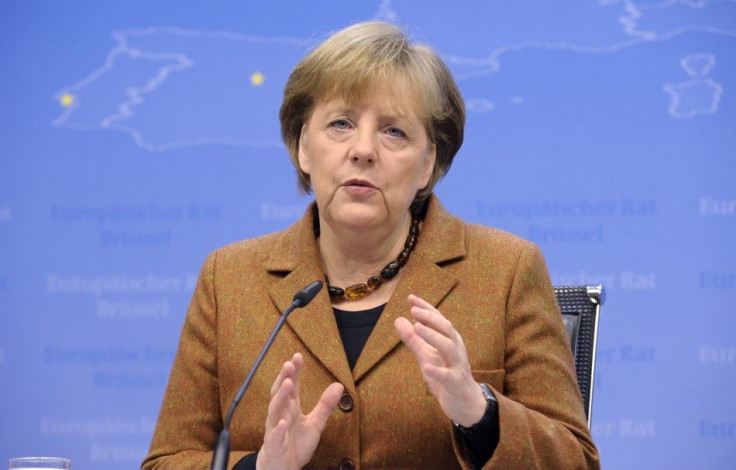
[410,158,432,190]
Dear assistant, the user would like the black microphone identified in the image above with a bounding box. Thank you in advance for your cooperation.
[293,280,323,307]
[210,280,323,470]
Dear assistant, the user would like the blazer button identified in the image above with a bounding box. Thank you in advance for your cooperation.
[338,458,355,470]
[338,393,354,412]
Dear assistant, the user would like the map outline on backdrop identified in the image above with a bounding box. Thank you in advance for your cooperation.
[51,0,734,152]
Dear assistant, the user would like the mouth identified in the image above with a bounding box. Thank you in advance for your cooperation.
[343,178,377,189]
[341,178,378,197]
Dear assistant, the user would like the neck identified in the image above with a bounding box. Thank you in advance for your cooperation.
[318,213,412,289]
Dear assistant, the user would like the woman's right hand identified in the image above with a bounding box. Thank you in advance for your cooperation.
[256,352,344,470]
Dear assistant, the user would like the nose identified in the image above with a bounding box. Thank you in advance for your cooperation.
[348,127,377,165]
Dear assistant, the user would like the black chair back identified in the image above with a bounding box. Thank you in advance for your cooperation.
[554,285,605,427]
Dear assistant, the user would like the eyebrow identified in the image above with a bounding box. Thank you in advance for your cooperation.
[322,101,417,124]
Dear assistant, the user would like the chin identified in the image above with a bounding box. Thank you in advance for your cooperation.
[329,203,387,230]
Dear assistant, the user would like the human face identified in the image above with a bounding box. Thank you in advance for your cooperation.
[298,85,436,233]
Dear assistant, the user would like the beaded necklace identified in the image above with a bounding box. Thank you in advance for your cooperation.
[326,218,420,301]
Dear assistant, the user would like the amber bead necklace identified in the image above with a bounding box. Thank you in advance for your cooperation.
[326,218,421,301]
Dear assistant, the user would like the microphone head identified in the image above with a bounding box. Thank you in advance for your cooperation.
[292,280,323,307]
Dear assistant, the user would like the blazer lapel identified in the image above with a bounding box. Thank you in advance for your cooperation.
[353,197,466,383]
[264,197,466,389]
[264,205,355,392]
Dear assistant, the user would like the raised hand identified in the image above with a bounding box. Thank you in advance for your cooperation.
[394,294,487,427]
[257,353,344,470]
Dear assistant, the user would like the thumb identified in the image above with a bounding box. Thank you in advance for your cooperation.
[308,382,345,432]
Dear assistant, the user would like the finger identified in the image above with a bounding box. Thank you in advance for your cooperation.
[264,418,288,455]
[412,320,461,364]
[394,316,432,361]
[308,382,345,433]
[421,361,454,384]
[407,293,433,309]
[290,352,304,400]
[408,295,457,339]
[396,316,453,378]
[408,295,467,356]
[407,293,437,312]
[270,357,297,397]
[265,377,295,430]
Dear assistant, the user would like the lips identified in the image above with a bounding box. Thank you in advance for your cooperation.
[343,178,377,189]
[341,178,378,197]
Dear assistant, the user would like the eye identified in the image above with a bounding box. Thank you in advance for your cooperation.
[330,119,352,130]
[385,126,406,138]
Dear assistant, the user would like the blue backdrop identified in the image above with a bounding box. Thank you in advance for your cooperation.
[1,1,735,469]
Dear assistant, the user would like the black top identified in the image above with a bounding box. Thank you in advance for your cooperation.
[333,304,384,370]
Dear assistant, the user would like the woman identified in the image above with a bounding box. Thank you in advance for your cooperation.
[143,21,599,469]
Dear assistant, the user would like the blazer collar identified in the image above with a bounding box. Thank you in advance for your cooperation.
[263,195,466,388]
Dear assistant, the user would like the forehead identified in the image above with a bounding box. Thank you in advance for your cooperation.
[317,79,427,121]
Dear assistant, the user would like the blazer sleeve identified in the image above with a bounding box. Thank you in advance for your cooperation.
[453,242,600,469]
[141,251,255,469]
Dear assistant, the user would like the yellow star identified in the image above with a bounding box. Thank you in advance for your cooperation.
[250,72,265,86]
[60,93,75,107]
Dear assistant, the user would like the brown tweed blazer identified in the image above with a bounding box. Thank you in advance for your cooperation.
[143,196,599,469]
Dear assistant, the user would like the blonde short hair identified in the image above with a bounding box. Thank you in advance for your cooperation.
[280,21,465,209]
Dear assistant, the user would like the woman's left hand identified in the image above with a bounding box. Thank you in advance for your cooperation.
[394,294,488,427]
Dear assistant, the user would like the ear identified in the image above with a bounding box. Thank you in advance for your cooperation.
[297,124,310,174]
[418,143,436,189]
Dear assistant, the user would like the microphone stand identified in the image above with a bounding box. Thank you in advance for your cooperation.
[210,281,323,470]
